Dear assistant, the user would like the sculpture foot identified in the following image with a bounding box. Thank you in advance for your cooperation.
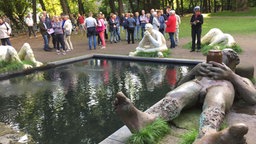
[114,92,156,133]
[194,123,248,144]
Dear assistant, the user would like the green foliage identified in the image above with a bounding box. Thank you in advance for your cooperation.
[127,118,170,144]
[135,49,171,58]
[179,129,198,144]
[0,60,34,73]
[250,77,256,84]
[183,42,242,55]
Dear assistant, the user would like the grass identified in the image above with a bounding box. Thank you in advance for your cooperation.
[179,14,256,38]
[179,129,198,144]
[0,60,34,73]
[135,49,171,57]
[127,118,170,144]
[183,42,242,55]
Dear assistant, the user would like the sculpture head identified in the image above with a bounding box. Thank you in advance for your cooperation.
[145,23,153,33]
[222,49,240,70]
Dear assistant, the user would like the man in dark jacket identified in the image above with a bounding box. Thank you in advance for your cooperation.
[39,16,51,51]
[190,6,204,52]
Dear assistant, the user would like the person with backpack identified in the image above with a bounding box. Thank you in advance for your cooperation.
[0,17,12,46]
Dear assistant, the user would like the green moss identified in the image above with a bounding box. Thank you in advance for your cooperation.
[183,42,242,55]
[179,129,198,144]
[135,49,171,58]
[127,118,171,144]
[0,60,34,73]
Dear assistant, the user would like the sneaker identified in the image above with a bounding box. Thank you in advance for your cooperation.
[56,50,61,55]
[62,51,66,55]
[66,49,71,52]
[101,46,106,49]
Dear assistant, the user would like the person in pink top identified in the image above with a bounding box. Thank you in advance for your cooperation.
[165,10,176,48]
[96,13,106,49]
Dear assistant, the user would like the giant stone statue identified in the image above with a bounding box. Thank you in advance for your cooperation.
[129,23,168,57]
[115,49,256,144]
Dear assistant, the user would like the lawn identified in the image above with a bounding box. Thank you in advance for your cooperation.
[179,9,256,38]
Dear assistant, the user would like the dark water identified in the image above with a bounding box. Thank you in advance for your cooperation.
[0,59,193,144]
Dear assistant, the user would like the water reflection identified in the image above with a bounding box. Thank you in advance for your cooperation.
[0,59,193,144]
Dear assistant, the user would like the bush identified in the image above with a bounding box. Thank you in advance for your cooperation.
[135,49,171,58]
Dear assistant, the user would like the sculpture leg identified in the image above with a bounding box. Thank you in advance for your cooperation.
[194,85,247,144]
[115,81,202,132]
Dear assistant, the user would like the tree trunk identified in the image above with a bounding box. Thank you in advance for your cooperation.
[32,0,37,24]
[118,0,124,16]
[39,0,46,11]
[60,0,70,14]
[78,0,85,15]
[232,0,248,11]
[180,0,184,15]
[128,0,134,12]
[176,0,180,14]
[109,0,116,13]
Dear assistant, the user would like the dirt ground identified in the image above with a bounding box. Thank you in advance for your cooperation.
[9,32,256,144]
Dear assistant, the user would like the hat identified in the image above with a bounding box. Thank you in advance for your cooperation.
[194,6,200,12]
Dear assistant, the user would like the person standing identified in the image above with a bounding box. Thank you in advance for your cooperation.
[52,16,66,55]
[126,13,136,44]
[190,6,204,52]
[0,17,12,46]
[134,12,140,41]
[139,10,148,38]
[152,11,160,31]
[174,11,181,46]
[42,11,56,48]
[39,16,51,51]
[77,13,86,35]
[96,13,106,49]
[109,14,118,43]
[25,13,37,38]
[158,10,165,35]
[85,12,97,50]
[62,14,74,51]
[165,10,176,49]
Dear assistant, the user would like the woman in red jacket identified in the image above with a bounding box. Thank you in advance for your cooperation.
[165,10,176,48]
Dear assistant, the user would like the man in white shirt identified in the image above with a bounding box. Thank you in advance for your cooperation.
[174,11,181,46]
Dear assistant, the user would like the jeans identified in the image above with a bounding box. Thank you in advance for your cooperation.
[110,29,117,43]
[56,34,65,51]
[88,35,97,49]
[191,28,202,50]
[1,38,11,46]
[169,32,175,48]
[42,34,49,50]
[134,25,140,40]
[141,23,146,38]
[127,27,135,44]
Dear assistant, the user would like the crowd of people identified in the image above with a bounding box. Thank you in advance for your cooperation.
[0,6,204,55]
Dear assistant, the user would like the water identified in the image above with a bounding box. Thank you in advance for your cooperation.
[0,59,193,144]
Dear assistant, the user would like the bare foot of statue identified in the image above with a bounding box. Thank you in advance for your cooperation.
[194,123,248,144]
[114,92,156,132]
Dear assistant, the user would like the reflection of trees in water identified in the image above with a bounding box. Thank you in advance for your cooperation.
[0,59,194,144]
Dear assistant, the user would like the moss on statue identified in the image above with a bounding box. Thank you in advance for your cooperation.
[127,118,171,144]
[0,60,34,73]
[183,42,242,55]
[135,49,171,58]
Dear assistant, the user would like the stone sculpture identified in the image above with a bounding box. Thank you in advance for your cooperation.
[129,23,168,57]
[115,49,256,143]
[0,43,43,69]
[201,28,236,47]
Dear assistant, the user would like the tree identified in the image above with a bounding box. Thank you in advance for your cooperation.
[78,0,85,14]
[118,0,124,16]
[39,0,46,11]
[60,0,71,14]
[109,0,116,13]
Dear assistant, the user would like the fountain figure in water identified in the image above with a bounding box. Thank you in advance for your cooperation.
[129,23,168,57]
[115,49,256,144]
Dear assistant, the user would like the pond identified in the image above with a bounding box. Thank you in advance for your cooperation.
[0,58,193,144]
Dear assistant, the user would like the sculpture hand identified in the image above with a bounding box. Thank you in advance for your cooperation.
[191,63,212,77]
[207,61,233,80]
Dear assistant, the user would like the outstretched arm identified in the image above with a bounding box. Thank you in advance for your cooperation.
[208,62,256,105]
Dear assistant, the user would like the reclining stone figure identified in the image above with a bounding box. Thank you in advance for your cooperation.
[115,49,256,144]
[0,43,43,69]
[201,28,236,47]
[129,23,168,57]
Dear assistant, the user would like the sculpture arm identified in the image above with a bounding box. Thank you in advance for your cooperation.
[177,63,211,86]
[147,32,162,47]
[208,62,256,105]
